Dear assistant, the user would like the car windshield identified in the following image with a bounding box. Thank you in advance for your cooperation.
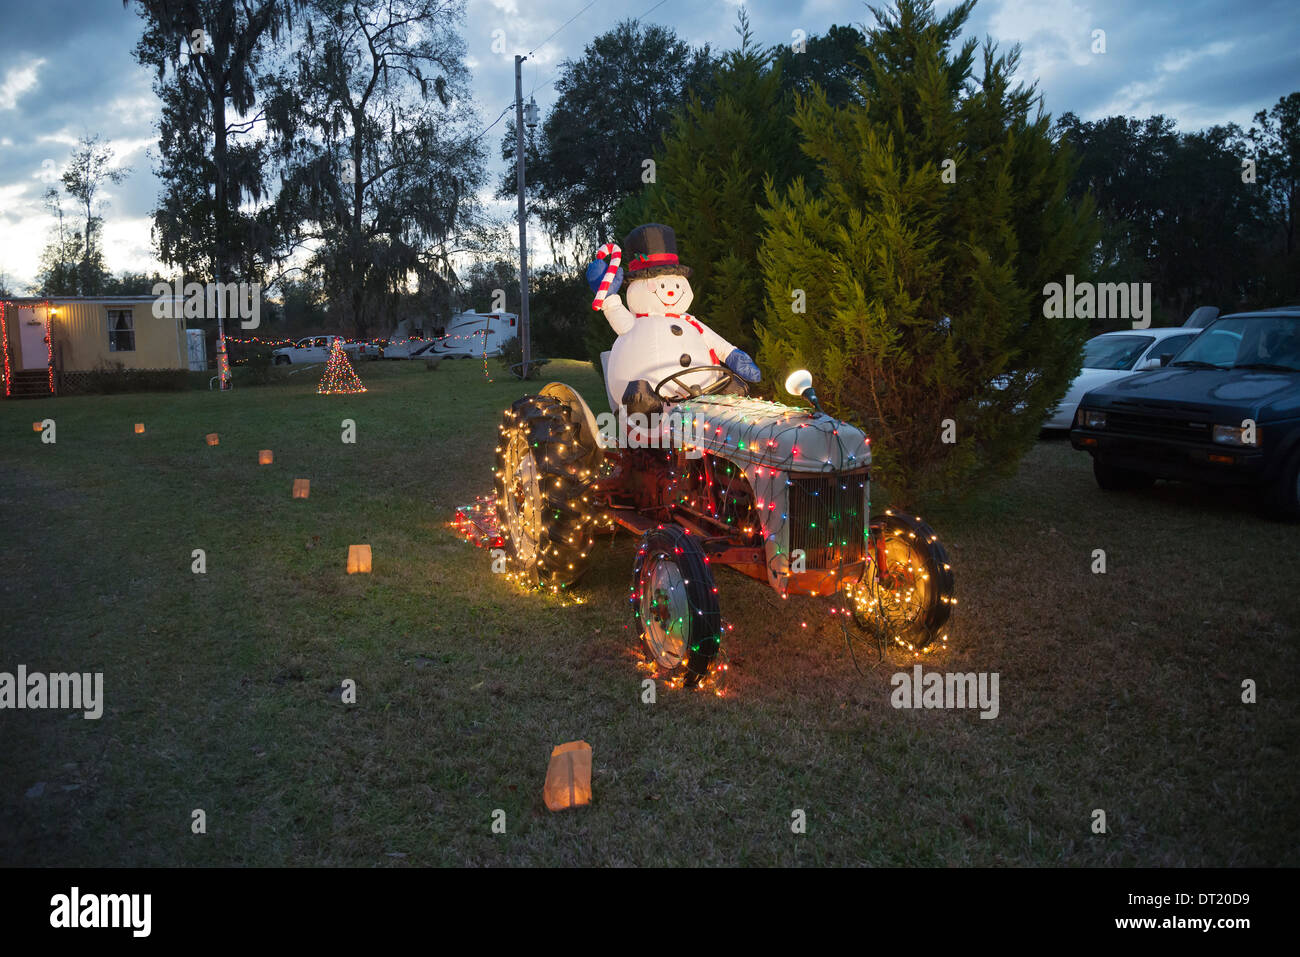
[1082,335,1155,370]
[1172,315,1300,372]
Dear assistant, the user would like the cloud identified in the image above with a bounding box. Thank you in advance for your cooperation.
[1158,39,1234,75]
[0,59,45,110]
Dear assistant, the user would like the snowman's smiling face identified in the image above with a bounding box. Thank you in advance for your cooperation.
[625,273,694,315]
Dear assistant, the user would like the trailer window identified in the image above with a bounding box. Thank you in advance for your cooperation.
[107,309,135,352]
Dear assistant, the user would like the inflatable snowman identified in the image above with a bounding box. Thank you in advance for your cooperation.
[589,224,760,415]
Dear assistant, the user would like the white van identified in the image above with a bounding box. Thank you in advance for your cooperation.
[431,311,518,358]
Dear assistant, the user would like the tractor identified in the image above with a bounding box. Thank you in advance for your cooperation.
[493,360,955,687]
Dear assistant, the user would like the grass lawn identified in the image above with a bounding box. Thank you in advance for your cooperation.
[1,357,1297,866]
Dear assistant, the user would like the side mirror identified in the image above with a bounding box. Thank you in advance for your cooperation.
[1137,357,1162,370]
[1159,353,1174,367]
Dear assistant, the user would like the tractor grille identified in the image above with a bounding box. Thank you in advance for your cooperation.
[787,473,867,569]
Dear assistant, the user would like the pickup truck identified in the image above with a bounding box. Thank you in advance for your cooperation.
[271,336,368,365]
[1071,308,1300,518]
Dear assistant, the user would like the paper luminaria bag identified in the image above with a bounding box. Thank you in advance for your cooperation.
[543,741,592,812]
[259,449,273,465]
[206,433,219,446]
[346,544,372,574]
[292,479,310,499]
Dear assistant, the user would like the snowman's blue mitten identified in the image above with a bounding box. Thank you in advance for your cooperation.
[725,349,761,383]
[586,260,624,296]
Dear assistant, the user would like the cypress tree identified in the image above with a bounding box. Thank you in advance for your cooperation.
[757,0,1096,498]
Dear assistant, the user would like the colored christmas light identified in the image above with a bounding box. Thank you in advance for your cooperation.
[453,385,953,687]
[317,338,367,394]
[0,299,55,396]
[0,301,10,398]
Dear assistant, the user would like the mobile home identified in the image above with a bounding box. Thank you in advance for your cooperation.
[1,297,189,397]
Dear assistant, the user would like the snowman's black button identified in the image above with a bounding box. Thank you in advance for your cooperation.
[679,354,691,367]
[670,324,683,336]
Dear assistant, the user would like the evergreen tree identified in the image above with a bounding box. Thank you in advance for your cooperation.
[500,20,714,256]
[757,0,1096,499]
[647,11,802,355]
[772,23,871,110]
[588,11,803,372]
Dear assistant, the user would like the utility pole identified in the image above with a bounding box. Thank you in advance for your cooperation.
[514,55,531,379]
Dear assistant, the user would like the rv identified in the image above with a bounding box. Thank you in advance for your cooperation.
[431,311,518,358]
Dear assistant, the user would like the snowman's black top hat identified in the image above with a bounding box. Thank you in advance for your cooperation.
[622,223,691,279]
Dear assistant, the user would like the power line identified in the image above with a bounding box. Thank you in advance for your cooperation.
[470,0,675,145]
[528,0,601,58]
[528,0,672,97]
[468,101,515,145]
[636,0,671,23]
[466,0,603,145]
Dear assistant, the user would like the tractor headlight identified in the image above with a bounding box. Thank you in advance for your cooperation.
[1082,410,1106,429]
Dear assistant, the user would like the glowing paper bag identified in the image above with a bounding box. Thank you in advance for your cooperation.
[543,741,592,812]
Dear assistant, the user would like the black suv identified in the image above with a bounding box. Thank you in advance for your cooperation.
[1070,308,1300,517]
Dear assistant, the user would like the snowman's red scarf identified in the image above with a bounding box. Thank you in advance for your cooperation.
[632,313,723,365]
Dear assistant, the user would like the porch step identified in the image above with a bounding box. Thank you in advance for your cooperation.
[6,369,53,398]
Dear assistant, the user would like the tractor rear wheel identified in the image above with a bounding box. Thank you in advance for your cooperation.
[494,394,598,589]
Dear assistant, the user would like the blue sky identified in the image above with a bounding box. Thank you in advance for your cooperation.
[0,0,1296,290]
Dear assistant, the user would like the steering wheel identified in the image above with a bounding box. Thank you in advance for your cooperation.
[653,365,749,401]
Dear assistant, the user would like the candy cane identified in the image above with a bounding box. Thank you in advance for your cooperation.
[590,243,622,310]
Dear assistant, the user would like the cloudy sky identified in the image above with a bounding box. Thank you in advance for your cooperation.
[0,0,1295,291]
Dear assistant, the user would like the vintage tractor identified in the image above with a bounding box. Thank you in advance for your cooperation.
[493,363,955,687]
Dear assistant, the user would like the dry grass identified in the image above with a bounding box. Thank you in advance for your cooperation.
[1,359,1296,866]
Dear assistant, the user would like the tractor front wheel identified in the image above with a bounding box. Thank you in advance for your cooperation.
[851,509,955,652]
[631,525,722,688]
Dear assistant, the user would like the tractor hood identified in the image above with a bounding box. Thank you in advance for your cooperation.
[676,394,871,472]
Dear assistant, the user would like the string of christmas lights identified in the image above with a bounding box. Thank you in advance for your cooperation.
[0,301,10,398]
[0,300,56,396]
[45,303,54,393]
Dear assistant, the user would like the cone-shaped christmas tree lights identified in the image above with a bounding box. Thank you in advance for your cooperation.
[317,339,366,394]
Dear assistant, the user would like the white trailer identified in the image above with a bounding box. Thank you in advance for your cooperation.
[430,311,518,358]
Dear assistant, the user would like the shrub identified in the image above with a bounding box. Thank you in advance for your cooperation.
[67,361,191,394]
